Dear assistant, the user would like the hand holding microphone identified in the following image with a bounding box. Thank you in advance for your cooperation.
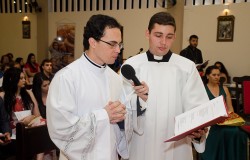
[121,64,148,102]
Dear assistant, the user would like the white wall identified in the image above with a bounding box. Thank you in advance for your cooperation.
[182,3,250,79]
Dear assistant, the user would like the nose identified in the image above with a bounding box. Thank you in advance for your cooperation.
[114,45,121,53]
[160,37,167,44]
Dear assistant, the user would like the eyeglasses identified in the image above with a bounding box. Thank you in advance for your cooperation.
[98,39,123,50]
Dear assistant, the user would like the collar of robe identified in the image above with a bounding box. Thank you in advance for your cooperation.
[146,50,172,62]
[84,52,106,68]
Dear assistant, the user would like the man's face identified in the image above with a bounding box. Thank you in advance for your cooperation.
[189,38,198,48]
[42,62,52,74]
[146,24,176,56]
[90,27,122,65]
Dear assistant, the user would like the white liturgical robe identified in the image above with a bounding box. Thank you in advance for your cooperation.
[122,51,209,160]
[46,53,130,160]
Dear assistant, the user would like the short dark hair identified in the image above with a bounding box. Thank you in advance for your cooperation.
[148,12,176,33]
[189,35,198,41]
[15,57,23,64]
[40,58,51,72]
[83,14,122,50]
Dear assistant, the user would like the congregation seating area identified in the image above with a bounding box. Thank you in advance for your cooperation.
[16,122,58,160]
[0,1,250,160]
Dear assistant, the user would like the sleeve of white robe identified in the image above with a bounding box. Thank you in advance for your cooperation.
[181,63,210,153]
[121,78,146,136]
[46,71,110,160]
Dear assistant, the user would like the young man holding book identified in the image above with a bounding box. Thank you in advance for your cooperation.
[121,12,209,160]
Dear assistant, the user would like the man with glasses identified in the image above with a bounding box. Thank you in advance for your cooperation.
[46,14,132,160]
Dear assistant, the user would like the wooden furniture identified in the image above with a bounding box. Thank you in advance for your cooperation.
[16,122,57,160]
[232,76,250,114]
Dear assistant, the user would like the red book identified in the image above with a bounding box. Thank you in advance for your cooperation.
[165,96,228,142]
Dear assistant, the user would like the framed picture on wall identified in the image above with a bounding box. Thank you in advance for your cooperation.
[216,15,235,42]
[22,21,31,39]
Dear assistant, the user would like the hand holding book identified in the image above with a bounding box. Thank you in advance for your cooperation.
[188,127,208,140]
[165,96,228,142]
[196,60,209,69]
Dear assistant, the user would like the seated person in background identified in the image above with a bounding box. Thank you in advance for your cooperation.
[32,74,50,119]
[0,67,41,159]
[1,67,40,127]
[49,41,62,60]
[13,60,31,86]
[57,54,69,70]
[36,59,54,82]
[50,57,61,75]
[32,74,55,160]
[24,53,40,84]
[214,61,230,84]
[0,63,12,88]
[200,65,248,160]
[0,96,13,160]
[0,54,11,67]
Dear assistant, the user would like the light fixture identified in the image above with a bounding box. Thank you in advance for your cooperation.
[23,16,29,21]
[223,4,230,16]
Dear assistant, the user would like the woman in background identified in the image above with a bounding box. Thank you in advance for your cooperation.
[32,74,50,119]
[214,61,230,84]
[24,53,40,84]
[32,71,56,160]
[14,57,30,86]
[200,65,248,160]
[0,67,40,159]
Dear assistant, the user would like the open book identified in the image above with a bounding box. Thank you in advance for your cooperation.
[165,95,228,142]
[196,60,209,69]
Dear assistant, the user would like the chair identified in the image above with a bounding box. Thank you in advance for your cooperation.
[16,122,58,160]
[219,77,226,86]
[234,77,250,160]
[232,76,250,114]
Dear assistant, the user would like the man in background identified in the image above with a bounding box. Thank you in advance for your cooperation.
[180,35,208,74]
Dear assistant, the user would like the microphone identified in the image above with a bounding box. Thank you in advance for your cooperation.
[137,48,143,54]
[121,64,141,86]
[120,64,147,119]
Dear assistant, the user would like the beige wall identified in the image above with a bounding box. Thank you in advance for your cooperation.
[0,13,38,61]
[182,3,250,79]
[0,2,249,79]
[48,5,184,60]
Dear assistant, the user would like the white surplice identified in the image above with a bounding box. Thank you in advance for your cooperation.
[122,52,209,160]
[46,53,130,160]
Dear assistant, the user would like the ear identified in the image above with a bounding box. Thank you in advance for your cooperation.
[172,33,177,41]
[145,29,150,39]
[88,37,96,48]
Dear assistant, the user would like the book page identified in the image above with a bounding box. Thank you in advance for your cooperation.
[165,96,228,142]
[14,110,31,121]
[175,96,227,135]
